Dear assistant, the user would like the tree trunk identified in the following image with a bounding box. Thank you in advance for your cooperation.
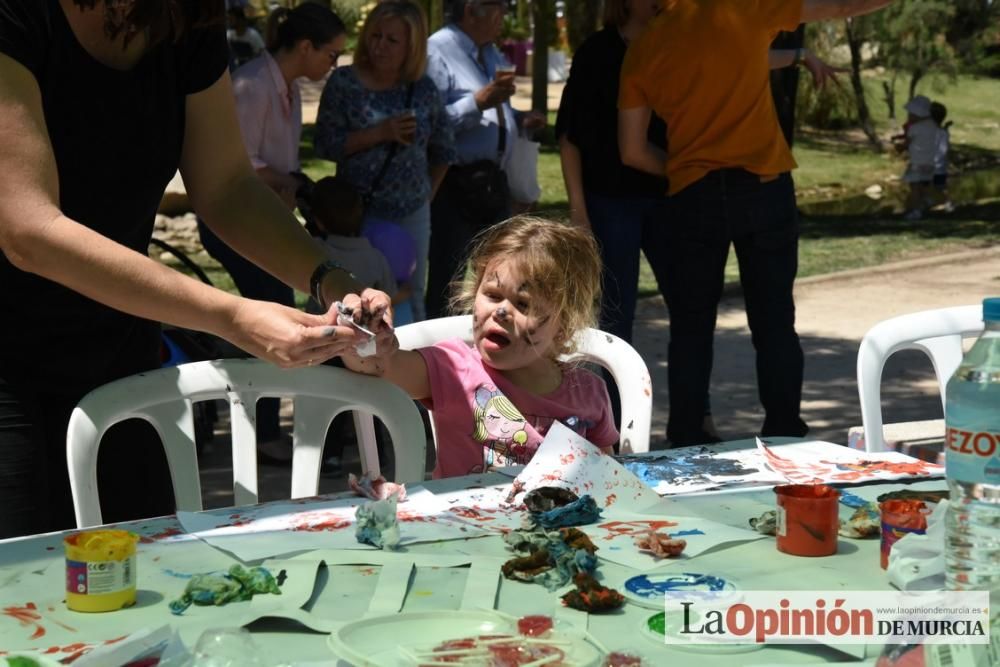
[908,69,924,101]
[428,0,443,33]
[531,1,551,114]
[881,71,897,119]
[845,18,883,151]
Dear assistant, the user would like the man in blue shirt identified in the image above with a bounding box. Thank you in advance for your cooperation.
[424,0,543,319]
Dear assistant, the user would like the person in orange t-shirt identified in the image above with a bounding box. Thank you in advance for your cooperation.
[617,0,895,445]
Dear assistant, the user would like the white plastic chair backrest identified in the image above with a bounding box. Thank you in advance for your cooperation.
[66,359,426,528]
[857,305,983,452]
[390,315,653,454]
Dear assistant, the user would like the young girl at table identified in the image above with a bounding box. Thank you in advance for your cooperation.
[342,216,618,477]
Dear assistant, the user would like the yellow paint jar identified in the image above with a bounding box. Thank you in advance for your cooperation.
[64,530,139,612]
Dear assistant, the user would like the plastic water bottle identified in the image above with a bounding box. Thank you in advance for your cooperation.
[944,298,1000,648]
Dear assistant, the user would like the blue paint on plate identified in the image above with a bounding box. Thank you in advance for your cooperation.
[624,572,733,600]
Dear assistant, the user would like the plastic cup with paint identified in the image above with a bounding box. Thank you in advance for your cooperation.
[64,529,139,612]
[879,499,930,570]
[773,484,840,557]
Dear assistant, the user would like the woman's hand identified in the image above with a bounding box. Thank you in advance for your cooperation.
[225,299,362,368]
[378,112,417,146]
[802,50,848,89]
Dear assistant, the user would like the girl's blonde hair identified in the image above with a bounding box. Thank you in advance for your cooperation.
[451,216,603,358]
[354,1,428,84]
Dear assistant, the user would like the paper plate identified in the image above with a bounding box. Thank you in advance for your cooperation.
[328,609,603,666]
[620,571,738,609]
[641,610,766,655]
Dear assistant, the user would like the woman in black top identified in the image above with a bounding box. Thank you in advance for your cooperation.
[556,0,668,346]
[0,0,391,538]
[556,0,697,439]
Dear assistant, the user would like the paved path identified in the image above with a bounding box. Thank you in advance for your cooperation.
[632,247,1000,446]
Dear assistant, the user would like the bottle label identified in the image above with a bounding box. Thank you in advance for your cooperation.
[65,556,135,595]
[944,426,1000,485]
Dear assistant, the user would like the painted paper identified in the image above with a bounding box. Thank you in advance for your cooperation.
[177,488,488,562]
[510,422,660,512]
[619,440,944,495]
[755,439,945,485]
[579,512,763,570]
[619,445,786,495]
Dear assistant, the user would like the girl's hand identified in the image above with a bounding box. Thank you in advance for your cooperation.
[338,288,393,330]
[225,299,362,368]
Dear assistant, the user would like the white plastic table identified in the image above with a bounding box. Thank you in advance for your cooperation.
[0,438,945,665]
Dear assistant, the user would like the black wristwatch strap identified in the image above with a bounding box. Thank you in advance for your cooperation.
[310,259,355,311]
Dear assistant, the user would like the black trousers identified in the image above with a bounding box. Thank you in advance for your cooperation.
[0,371,174,539]
[664,170,808,445]
[424,170,511,320]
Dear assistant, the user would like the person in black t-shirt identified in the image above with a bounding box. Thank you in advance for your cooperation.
[556,0,722,443]
[0,0,392,539]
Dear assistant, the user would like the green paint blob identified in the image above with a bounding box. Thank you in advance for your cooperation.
[8,658,42,667]
[647,612,665,636]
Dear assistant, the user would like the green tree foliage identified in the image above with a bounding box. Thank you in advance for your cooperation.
[947,0,1000,75]
[871,0,958,100]
[795,23,860,131]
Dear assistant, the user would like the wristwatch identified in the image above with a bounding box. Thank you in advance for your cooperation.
[793,47,806,67]
[309,259,356,311]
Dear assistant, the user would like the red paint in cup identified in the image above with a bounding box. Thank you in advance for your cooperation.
[879,499,930,570]
[774,484,841,556]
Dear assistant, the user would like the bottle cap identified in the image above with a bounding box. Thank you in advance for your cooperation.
[983,298,1000,322]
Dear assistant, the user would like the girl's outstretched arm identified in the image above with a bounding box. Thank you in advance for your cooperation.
[342,344,431,401]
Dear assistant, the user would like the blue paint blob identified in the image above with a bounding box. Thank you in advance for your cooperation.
[672,529,706,537]
[838,490,869,508]
[162,568,194,579]
[624,573,732,599]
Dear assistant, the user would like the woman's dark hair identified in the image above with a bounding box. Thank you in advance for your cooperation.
[266,3,347,54]
[72,0,225,48]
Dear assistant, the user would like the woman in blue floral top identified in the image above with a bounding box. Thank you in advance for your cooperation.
[315,1,455,322]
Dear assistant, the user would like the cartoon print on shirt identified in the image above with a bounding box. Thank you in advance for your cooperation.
[472,385,529,466]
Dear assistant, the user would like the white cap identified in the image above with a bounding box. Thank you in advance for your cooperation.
[904,95,932,118]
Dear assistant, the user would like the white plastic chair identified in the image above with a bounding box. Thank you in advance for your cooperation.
[67,359,426,528]
[856,305,982,452]
[390,315,653,454]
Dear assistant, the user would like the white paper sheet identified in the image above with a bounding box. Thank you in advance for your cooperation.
[510,422,660,512]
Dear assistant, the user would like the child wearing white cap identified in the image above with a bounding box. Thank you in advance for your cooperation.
[900,95,937,220]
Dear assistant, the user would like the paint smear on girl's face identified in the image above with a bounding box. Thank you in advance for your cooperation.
[472,259,560,372]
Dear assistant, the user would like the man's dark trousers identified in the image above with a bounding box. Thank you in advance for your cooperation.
[664,169,808,445]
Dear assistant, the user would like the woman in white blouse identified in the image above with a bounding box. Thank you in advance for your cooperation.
[198,2,348,456]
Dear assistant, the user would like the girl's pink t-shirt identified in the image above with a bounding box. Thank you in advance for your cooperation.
[417,339,619,478]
